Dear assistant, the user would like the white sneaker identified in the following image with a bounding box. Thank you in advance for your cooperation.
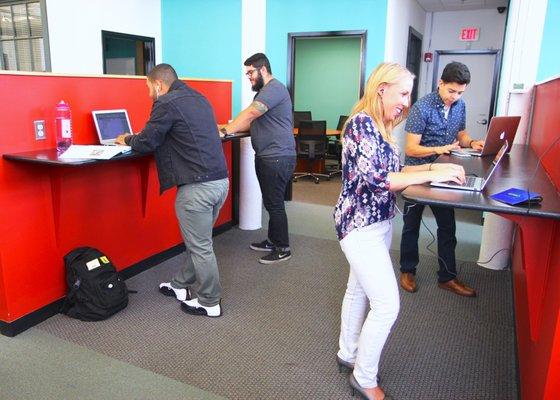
[181,298,222,318]
[159,282,191,302]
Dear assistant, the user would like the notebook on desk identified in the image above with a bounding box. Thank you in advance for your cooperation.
[431,141,508,192]
[92,109,133,145]
[454,116,520,157]
[59,145,130,160]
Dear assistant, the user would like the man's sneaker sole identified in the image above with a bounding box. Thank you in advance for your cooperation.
[180,301,222,318]
[259,253,292,265]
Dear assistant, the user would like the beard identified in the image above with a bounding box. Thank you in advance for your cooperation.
[251,71,265,92]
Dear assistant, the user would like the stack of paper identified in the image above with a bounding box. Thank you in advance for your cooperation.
[59,145,131,160]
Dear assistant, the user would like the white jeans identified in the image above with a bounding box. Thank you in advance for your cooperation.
[338,220,400,388]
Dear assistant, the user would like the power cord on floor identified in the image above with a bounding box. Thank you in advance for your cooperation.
[396,197,515,275]
[395,200,458,276]
[419,217,515,276]
[419,217,458,278]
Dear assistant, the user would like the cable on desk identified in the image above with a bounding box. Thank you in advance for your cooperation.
[394,201,417,217]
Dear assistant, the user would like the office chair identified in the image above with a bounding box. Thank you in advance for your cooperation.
[293,111,312,129]
[336,115,348,131]
[326,115,348,179]
[293,120,330,184]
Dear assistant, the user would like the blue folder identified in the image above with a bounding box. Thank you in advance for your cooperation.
[490,187,543,205]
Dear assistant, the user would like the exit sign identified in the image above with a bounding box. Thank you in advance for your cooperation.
[460,27,479,41]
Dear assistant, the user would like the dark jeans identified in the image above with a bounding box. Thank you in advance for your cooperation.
[399,201,457,282]
[255,156,296,249]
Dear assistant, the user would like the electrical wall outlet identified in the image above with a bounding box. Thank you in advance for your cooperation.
[34,120,46,140]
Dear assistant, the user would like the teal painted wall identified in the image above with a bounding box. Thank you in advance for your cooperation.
[161,0,241,114]
[266,0,387,85]
[537,0,560,81]
[294,37,361,128]
[161,0,387,115]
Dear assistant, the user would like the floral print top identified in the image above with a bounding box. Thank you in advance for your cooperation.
[334,112,401,240]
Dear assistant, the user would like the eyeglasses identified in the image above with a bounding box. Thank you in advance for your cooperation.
[245,68,259,77]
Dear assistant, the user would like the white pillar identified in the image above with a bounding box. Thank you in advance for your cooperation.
[238,0,266,230]
[478,215,514,270]
[238,137,262,229]
[478,0,548,269]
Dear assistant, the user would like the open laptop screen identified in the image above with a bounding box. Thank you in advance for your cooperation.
[92,109,132,144]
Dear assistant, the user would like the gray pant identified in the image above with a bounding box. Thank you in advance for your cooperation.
[171,178,229,307]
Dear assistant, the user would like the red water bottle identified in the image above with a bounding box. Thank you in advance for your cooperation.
[55,100,73,153]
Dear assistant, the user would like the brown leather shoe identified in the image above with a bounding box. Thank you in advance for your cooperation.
[438,279,477,297]
[400,272,417,293]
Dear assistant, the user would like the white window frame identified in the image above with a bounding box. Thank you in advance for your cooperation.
[0,0,51,71]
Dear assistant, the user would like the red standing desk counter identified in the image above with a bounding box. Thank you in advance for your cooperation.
[0,71,241,336]
[402,144,560,400]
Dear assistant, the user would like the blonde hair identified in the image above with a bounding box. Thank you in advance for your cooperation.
[346,62,415,144]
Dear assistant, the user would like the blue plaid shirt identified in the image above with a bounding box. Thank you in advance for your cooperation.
[404,91,466,166]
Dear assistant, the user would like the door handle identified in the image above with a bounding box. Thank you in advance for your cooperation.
[477,119,488,125]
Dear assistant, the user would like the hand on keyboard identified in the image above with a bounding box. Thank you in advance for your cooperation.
[429,163,466,185]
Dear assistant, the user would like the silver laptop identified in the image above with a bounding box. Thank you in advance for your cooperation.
[92,109,133,145]
[460,116,520,157]
[431,141,508,192]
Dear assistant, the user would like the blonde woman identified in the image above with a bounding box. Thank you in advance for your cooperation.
[334,63,465,400]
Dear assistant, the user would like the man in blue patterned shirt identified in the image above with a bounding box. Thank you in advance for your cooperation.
[399,62,484,297]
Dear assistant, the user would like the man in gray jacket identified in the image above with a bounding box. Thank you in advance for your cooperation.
[116,63,229,317]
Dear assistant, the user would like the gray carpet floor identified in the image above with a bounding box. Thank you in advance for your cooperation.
[33,228,517,400]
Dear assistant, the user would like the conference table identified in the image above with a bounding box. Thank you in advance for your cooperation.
[402,144,560,399]
[219,125,341,174]
[293,128,341,137]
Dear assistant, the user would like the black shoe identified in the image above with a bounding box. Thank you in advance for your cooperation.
[250,239,275,252]
[180,298,222,318]
[259,249,291,264]
[337,356,381,383]
[349,374,370,399]
[349,374,389,400]
[336,355,354,373]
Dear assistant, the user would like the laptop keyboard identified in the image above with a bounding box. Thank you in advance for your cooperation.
[463,176,478,187]
[446,176,478,187]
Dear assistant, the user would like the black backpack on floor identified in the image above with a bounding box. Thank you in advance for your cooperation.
[61,247,129,321]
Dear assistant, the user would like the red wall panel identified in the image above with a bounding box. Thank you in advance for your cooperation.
[0,72,232,323]
[511,77,560,400]
[530,80,560,185]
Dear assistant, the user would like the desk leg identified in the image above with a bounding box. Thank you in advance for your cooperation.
[498,213,560,400]
[49,170,62,246]
[136,159,150,218]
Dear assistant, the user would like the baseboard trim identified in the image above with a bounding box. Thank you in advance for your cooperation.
[0,221,233,337]
[0,300,65,337]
